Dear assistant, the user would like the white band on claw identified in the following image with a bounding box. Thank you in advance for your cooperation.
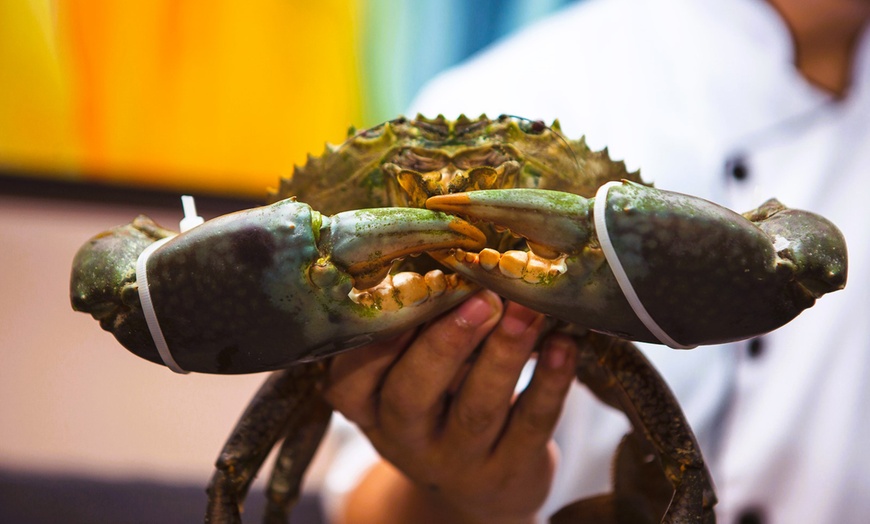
[134,195,205,374]
[136,236,188,373]
[593,181,695,349]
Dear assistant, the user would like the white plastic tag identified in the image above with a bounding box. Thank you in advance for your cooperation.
[180,195,204,232]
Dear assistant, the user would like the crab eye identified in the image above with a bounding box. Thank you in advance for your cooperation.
[453,118,488,137]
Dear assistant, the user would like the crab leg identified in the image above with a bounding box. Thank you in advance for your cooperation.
[263,387,331,523]
[548,333,716,524]
[205,362,330,524]
[426,183,846,347]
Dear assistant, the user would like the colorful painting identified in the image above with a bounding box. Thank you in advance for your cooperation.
[0,0,577,198]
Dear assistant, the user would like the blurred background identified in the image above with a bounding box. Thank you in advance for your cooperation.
[0,1,579,522]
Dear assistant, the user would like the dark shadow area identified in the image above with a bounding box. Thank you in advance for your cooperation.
[0,171,260,216]
[0,468,325,524]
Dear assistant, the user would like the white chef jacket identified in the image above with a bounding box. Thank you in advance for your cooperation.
[322,1,870,523]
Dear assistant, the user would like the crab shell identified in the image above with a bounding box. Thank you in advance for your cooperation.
[270,114,640,212]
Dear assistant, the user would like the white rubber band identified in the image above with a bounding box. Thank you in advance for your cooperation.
[134,195,205,374]
[593,181,695,349]
[136,236,189,373]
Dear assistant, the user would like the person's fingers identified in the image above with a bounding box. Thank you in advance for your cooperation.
[495,333,576,460]
[324,330,415,431]
[443,302,546,455]
[376,290,503,448]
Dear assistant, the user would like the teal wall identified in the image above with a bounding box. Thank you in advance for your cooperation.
[360,0,581,124]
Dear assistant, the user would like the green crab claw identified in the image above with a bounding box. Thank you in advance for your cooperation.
[71,199,486,373]
[426,188,594,257]
[427,184,847,346]
[742,199,847,298]
[70,216,177,357]
[323,207,487,289]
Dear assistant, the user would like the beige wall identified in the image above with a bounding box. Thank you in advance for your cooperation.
[0,193,333,488]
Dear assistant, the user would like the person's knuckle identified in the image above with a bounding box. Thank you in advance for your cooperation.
[426,335,468,362]
[483,341,525,375]
[519,403,559,434]
[454,400,498,435]
[380,393,425,423]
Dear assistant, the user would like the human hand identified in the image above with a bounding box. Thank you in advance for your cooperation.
[325,290,577,524]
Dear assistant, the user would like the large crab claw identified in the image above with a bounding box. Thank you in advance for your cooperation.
[426,182,847,347]
[71,198,485,373]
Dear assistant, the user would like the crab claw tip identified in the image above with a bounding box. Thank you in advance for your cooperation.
[325,207,486,289]
[426,189,595,255]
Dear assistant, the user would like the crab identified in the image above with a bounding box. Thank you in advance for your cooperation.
[70,115,847,523]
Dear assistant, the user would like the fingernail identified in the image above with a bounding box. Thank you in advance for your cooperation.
[456,293,497,327]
